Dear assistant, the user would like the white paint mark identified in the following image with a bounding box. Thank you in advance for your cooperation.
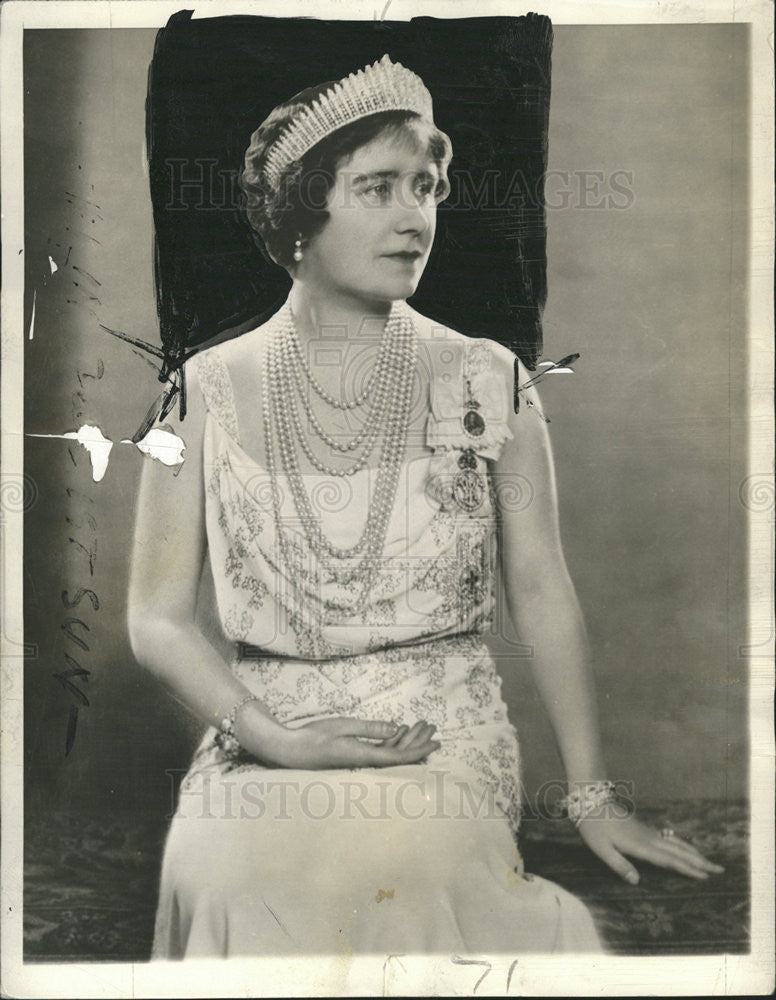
[27,425,185,481]
[48,255,58,275]
[121,428,185,466]
[27,425,113,482]
[28,288,37,340]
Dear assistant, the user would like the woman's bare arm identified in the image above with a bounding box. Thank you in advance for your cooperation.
[492,346,721,882]
[493,350,606,785]
[127,362,281,739]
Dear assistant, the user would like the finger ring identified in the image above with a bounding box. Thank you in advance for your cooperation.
[659,826,675,839]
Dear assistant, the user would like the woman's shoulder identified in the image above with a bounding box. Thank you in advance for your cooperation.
[187,315,272,400]
[408,306,516,450]
[190,319,268,374]
[185,318,275,445]
[184,336,254,444]
[406,305,516,381]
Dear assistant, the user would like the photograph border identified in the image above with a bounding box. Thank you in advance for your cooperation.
[2,1,773,996]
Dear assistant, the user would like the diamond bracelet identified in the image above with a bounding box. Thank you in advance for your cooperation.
[557,781,617,826]
[214,693,260,758]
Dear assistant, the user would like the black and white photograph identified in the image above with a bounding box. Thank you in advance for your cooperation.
[1,0,773,996]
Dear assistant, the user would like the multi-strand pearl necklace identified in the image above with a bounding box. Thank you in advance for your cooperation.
[261,300,417,617]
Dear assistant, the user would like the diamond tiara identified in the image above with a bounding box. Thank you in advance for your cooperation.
[261,54,435,190]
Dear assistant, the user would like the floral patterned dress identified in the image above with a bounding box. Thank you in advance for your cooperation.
[152,304,601,959]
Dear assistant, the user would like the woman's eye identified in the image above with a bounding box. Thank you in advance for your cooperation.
[360,177,437,204]
[364,182,391,200]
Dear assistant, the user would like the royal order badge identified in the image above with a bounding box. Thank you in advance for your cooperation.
[452,449,485,512]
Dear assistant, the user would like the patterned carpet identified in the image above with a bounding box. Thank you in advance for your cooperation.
[23,800,748,961]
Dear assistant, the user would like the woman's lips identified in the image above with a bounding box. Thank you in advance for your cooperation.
[382,251,423,263]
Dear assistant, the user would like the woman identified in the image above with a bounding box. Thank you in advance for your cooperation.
[129,54,721,959]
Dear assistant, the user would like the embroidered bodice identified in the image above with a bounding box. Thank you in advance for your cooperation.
[192,307,514,661]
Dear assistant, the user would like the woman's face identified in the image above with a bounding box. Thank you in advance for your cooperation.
[299,130,440,305]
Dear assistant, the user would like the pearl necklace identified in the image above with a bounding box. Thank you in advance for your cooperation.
[280,328,392,466]
[286,325,384,410]
[262,301,417,616]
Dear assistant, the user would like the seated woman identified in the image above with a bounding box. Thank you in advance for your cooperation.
[128,53,721,959]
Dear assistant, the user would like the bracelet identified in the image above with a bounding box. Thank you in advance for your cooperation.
[557,780,617,826]
[214,693,260,758]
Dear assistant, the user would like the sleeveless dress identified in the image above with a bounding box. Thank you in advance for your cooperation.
[152,309,602,958]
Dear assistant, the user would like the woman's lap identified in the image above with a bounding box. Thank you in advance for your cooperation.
[154,758,601,957]
[153,645,601,957]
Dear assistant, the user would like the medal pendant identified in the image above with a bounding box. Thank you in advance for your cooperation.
[463,377,486,437]
[463,409,486,437]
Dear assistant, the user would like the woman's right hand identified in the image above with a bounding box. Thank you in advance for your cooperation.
[268,717,441,770]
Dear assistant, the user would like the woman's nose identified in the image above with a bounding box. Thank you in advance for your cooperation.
[394,184,433,233]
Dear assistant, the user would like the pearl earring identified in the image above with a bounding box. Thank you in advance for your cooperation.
[293,237,303,263]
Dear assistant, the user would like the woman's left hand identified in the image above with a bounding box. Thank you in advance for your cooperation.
[577,814,724,885]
